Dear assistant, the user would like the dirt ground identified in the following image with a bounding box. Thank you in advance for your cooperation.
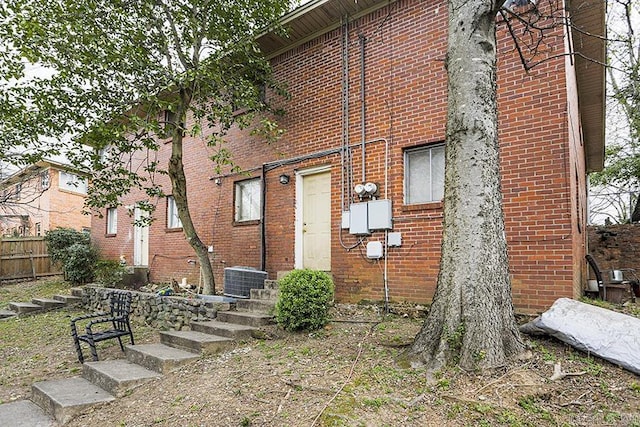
[2,279,640,426]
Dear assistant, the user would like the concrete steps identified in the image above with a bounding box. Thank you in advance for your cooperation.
[0,309,17,320]
[6,289,83,317]
[31,298,66,310]
[0,278,281,425]
[236,298,276,313]
[8,302,45,314]
[0,399,55,427]
[126,343,200,374]
[82,359,162,397]
[159,330,234,356]
[190,319,259,340]
[250,288,279,300]
[217,310,274,327]
[31,377,116,425]
[70,287,84,297]
[53,294,82,305]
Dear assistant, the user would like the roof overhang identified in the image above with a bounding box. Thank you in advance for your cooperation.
[257,0,392,58]
[0,159,87,187]
[569,0,606,173]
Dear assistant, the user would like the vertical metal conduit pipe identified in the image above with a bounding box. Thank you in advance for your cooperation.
[359,33,366,183]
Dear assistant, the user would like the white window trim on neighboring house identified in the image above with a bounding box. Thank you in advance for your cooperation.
[404,144,445,204]
[59,171,88,194]
[106,207,117,235]
[234,178,261,222]
[167,196,183,229]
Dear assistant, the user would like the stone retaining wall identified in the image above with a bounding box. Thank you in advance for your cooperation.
[80,285,230,330]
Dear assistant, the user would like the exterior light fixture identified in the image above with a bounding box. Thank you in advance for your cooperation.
[279,174,290,185]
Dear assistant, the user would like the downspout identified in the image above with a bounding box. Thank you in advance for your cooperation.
[359,33,367,183]
[260,163,267,271]
[341,15,350,212]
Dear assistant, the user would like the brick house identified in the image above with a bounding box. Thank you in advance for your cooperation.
[91,0,605,312]
[0,159,91,236]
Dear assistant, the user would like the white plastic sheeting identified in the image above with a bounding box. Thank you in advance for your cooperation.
[523,298,640,375]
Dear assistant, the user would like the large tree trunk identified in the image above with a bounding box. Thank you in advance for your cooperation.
[167,88,216,295]
[406,0,523,371]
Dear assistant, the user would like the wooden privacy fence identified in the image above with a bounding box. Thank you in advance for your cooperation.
[0,237,61,281]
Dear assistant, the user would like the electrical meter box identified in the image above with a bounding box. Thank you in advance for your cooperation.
[349,203,369,235]
[367,199,392,230]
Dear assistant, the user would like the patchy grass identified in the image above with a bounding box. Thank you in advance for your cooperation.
[4,279,640,427]
[0,277,72,309]
[0,278,157,404]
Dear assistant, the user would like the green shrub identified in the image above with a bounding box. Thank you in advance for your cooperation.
[94,260,126,287]
[64,243,98,284]
[45,228,96,284]
[275,269,334,332]
[44,228,90,266]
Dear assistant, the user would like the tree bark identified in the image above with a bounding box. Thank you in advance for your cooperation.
[167,87,216,295]
[406,0,523,371]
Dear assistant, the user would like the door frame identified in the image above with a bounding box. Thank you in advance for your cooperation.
[294,165,332,269]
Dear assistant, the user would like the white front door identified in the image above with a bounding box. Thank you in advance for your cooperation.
[299,170,332,271]
[133,207,149,266]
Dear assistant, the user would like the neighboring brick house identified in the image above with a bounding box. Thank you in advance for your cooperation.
[0,160,91,236]
[91,0,605,312]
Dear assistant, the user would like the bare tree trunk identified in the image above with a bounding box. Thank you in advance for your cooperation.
[167,88,216,295]
[406,0,523,371]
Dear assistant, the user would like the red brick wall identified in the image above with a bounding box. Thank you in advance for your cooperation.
[91,0,586,312]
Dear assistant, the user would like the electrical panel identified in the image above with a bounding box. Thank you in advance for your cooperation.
[349,203,369,235]
[368,199,392,230]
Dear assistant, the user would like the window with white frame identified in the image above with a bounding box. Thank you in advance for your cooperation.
[405,144,445,204]
[59,171,88,194]
[106,207,117,235]
[235,178,261,222]
[167,196,182,229]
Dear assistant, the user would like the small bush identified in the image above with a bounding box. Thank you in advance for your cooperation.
[275,269,334,332]
[45,228,90,266]
[94,260,126,288]
[64,243,98,284]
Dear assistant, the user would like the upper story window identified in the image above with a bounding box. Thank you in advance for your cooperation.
[167,196,183,229]
[59,171,88,194]
[405,144,445,204]
[234,178,261,222]
[106,207,117,235]
[40,171,50,190]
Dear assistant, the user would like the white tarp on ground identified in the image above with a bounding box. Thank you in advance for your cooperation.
[524,298,640,375]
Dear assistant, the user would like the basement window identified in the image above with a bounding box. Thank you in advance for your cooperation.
[234,178,261,223]
[404,144,445,204]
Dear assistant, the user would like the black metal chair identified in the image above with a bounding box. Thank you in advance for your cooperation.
[71,290,135,363]
[586,254,638,303]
